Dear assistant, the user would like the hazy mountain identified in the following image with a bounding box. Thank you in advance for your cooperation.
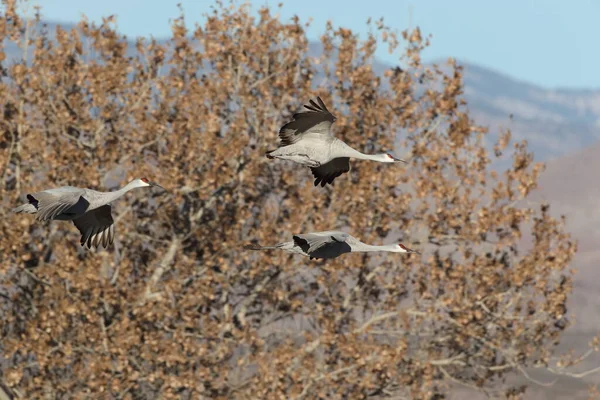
[461,62,600,161]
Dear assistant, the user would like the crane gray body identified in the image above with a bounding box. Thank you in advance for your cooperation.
[266,96,406,186]
[12,178,164,249]
[244,230,419,260]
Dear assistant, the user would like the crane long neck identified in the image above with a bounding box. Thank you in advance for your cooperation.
[96,181,140,206]
[339,144,386,162]
[351,243,396,253]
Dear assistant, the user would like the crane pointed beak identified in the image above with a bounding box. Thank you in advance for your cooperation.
[386,153,408,163]
[149,181,166,191]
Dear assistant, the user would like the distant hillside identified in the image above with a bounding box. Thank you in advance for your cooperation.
[460,62,600,160]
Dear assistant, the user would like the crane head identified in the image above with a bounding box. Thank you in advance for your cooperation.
[139,177,166,191]
[398,243,420,254]
[387,153,408,164]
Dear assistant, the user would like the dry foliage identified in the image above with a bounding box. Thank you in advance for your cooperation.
[0,0,589,398]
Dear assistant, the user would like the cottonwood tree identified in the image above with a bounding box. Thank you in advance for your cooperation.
[0,0,590,398]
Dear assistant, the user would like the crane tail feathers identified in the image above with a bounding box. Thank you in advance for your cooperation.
[265,150,276,159]
[244,244,265,251]
[244,243,280,251]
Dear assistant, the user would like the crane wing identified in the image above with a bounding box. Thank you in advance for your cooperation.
[277,96,336,147]
[310,157,350,187]
[71,205,115,249]
[293,231,350,255]
[31,188,86,221]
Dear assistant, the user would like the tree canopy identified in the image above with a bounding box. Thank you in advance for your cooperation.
[0,1,582,398]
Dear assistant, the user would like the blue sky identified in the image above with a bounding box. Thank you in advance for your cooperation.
[31,0,599,89]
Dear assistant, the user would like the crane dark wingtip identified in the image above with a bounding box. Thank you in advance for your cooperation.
[316,96,328,111]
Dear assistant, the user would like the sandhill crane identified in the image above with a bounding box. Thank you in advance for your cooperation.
[244,230,419,260]
[266,96,407,187]
[12,178,165,249]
